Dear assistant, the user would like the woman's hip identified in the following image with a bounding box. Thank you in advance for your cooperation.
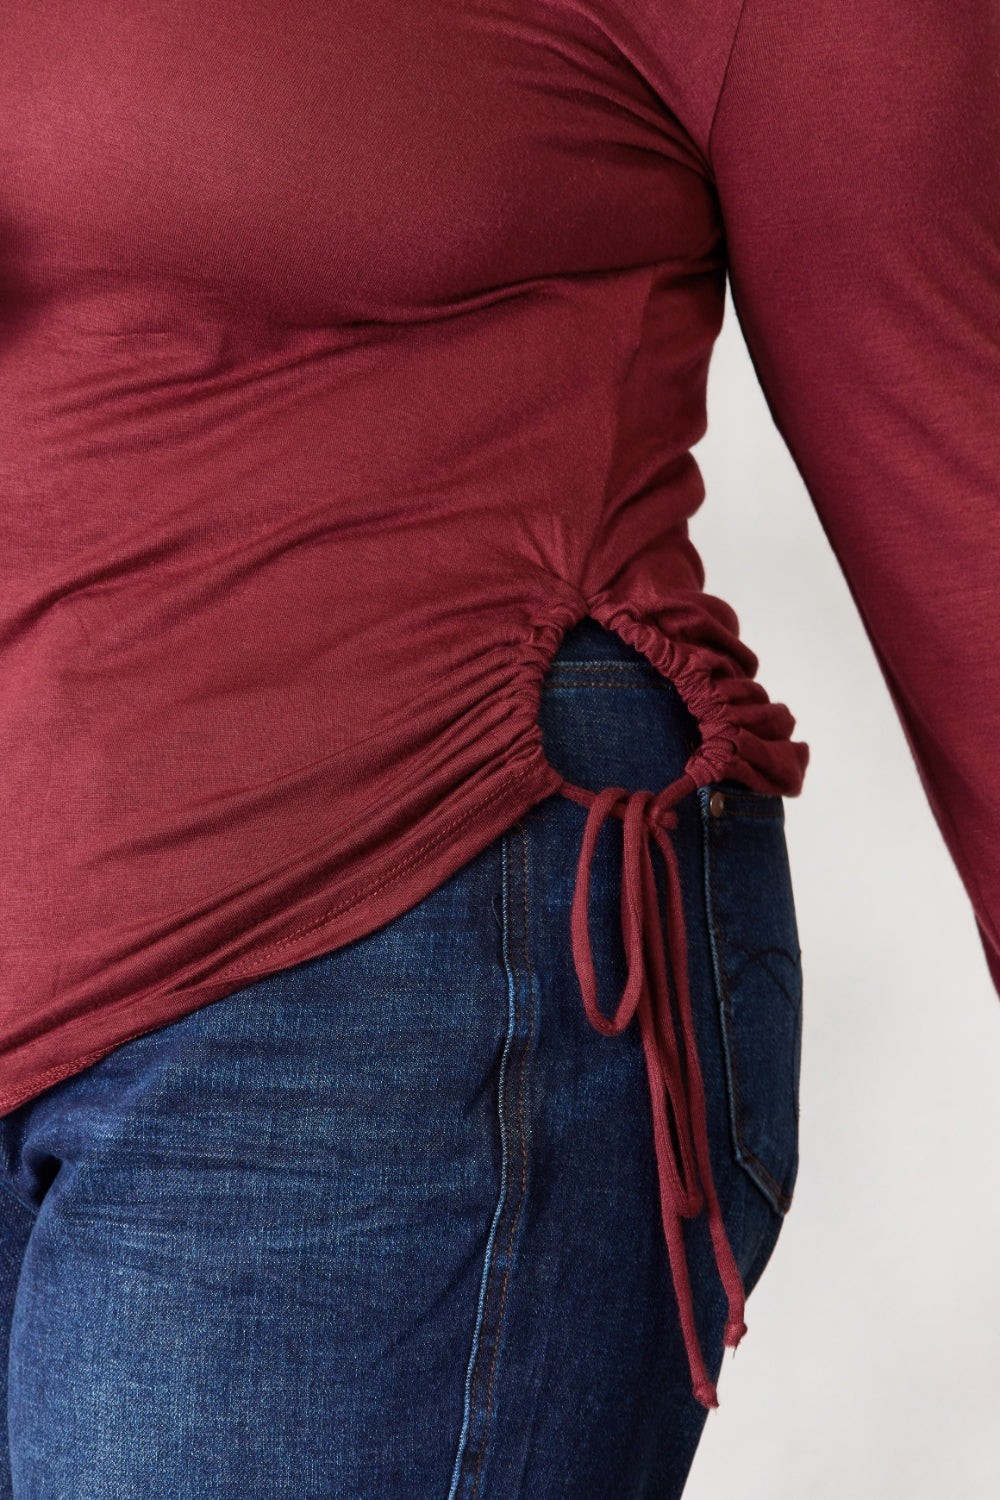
[0,617,803,1498]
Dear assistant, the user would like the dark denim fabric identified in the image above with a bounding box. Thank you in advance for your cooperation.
[0,617,802,1499]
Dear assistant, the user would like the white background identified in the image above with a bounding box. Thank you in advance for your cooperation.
[683,294,1000,1498]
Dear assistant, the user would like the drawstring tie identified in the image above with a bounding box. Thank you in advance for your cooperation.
[558,771,747,1409]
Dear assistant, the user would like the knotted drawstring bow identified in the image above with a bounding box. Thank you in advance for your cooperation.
[558,771,746,1409]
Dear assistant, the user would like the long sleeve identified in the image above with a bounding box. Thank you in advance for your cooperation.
[708,0,1000,990]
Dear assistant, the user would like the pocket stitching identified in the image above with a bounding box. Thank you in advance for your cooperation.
[711,929,797,1214]
[701,792,801,1217]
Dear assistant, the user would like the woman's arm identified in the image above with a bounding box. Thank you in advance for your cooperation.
[709,0,1000,989]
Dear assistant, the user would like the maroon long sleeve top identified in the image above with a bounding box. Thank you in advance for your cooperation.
[1,0,997,1404]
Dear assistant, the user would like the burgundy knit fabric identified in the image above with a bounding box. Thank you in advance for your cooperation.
[1,3,997,1391]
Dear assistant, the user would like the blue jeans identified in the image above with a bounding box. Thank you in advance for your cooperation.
[0,618,803,1498]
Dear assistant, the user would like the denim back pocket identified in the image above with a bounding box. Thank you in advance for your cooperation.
[699,781,803,1215]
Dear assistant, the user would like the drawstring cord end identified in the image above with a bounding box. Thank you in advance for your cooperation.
[694,1380,720,1411]
[725,1314,748,1348]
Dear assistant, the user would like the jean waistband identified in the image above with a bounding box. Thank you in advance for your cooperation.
[549,616,669,671]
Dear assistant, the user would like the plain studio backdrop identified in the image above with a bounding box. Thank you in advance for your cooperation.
[683,290,1000,1498]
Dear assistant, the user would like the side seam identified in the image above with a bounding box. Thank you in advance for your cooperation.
[447,822,535,1500]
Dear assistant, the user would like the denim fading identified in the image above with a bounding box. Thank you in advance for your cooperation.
[0,615,802,1499]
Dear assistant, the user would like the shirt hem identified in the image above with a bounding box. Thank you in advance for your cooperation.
[0,754,562,1118]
